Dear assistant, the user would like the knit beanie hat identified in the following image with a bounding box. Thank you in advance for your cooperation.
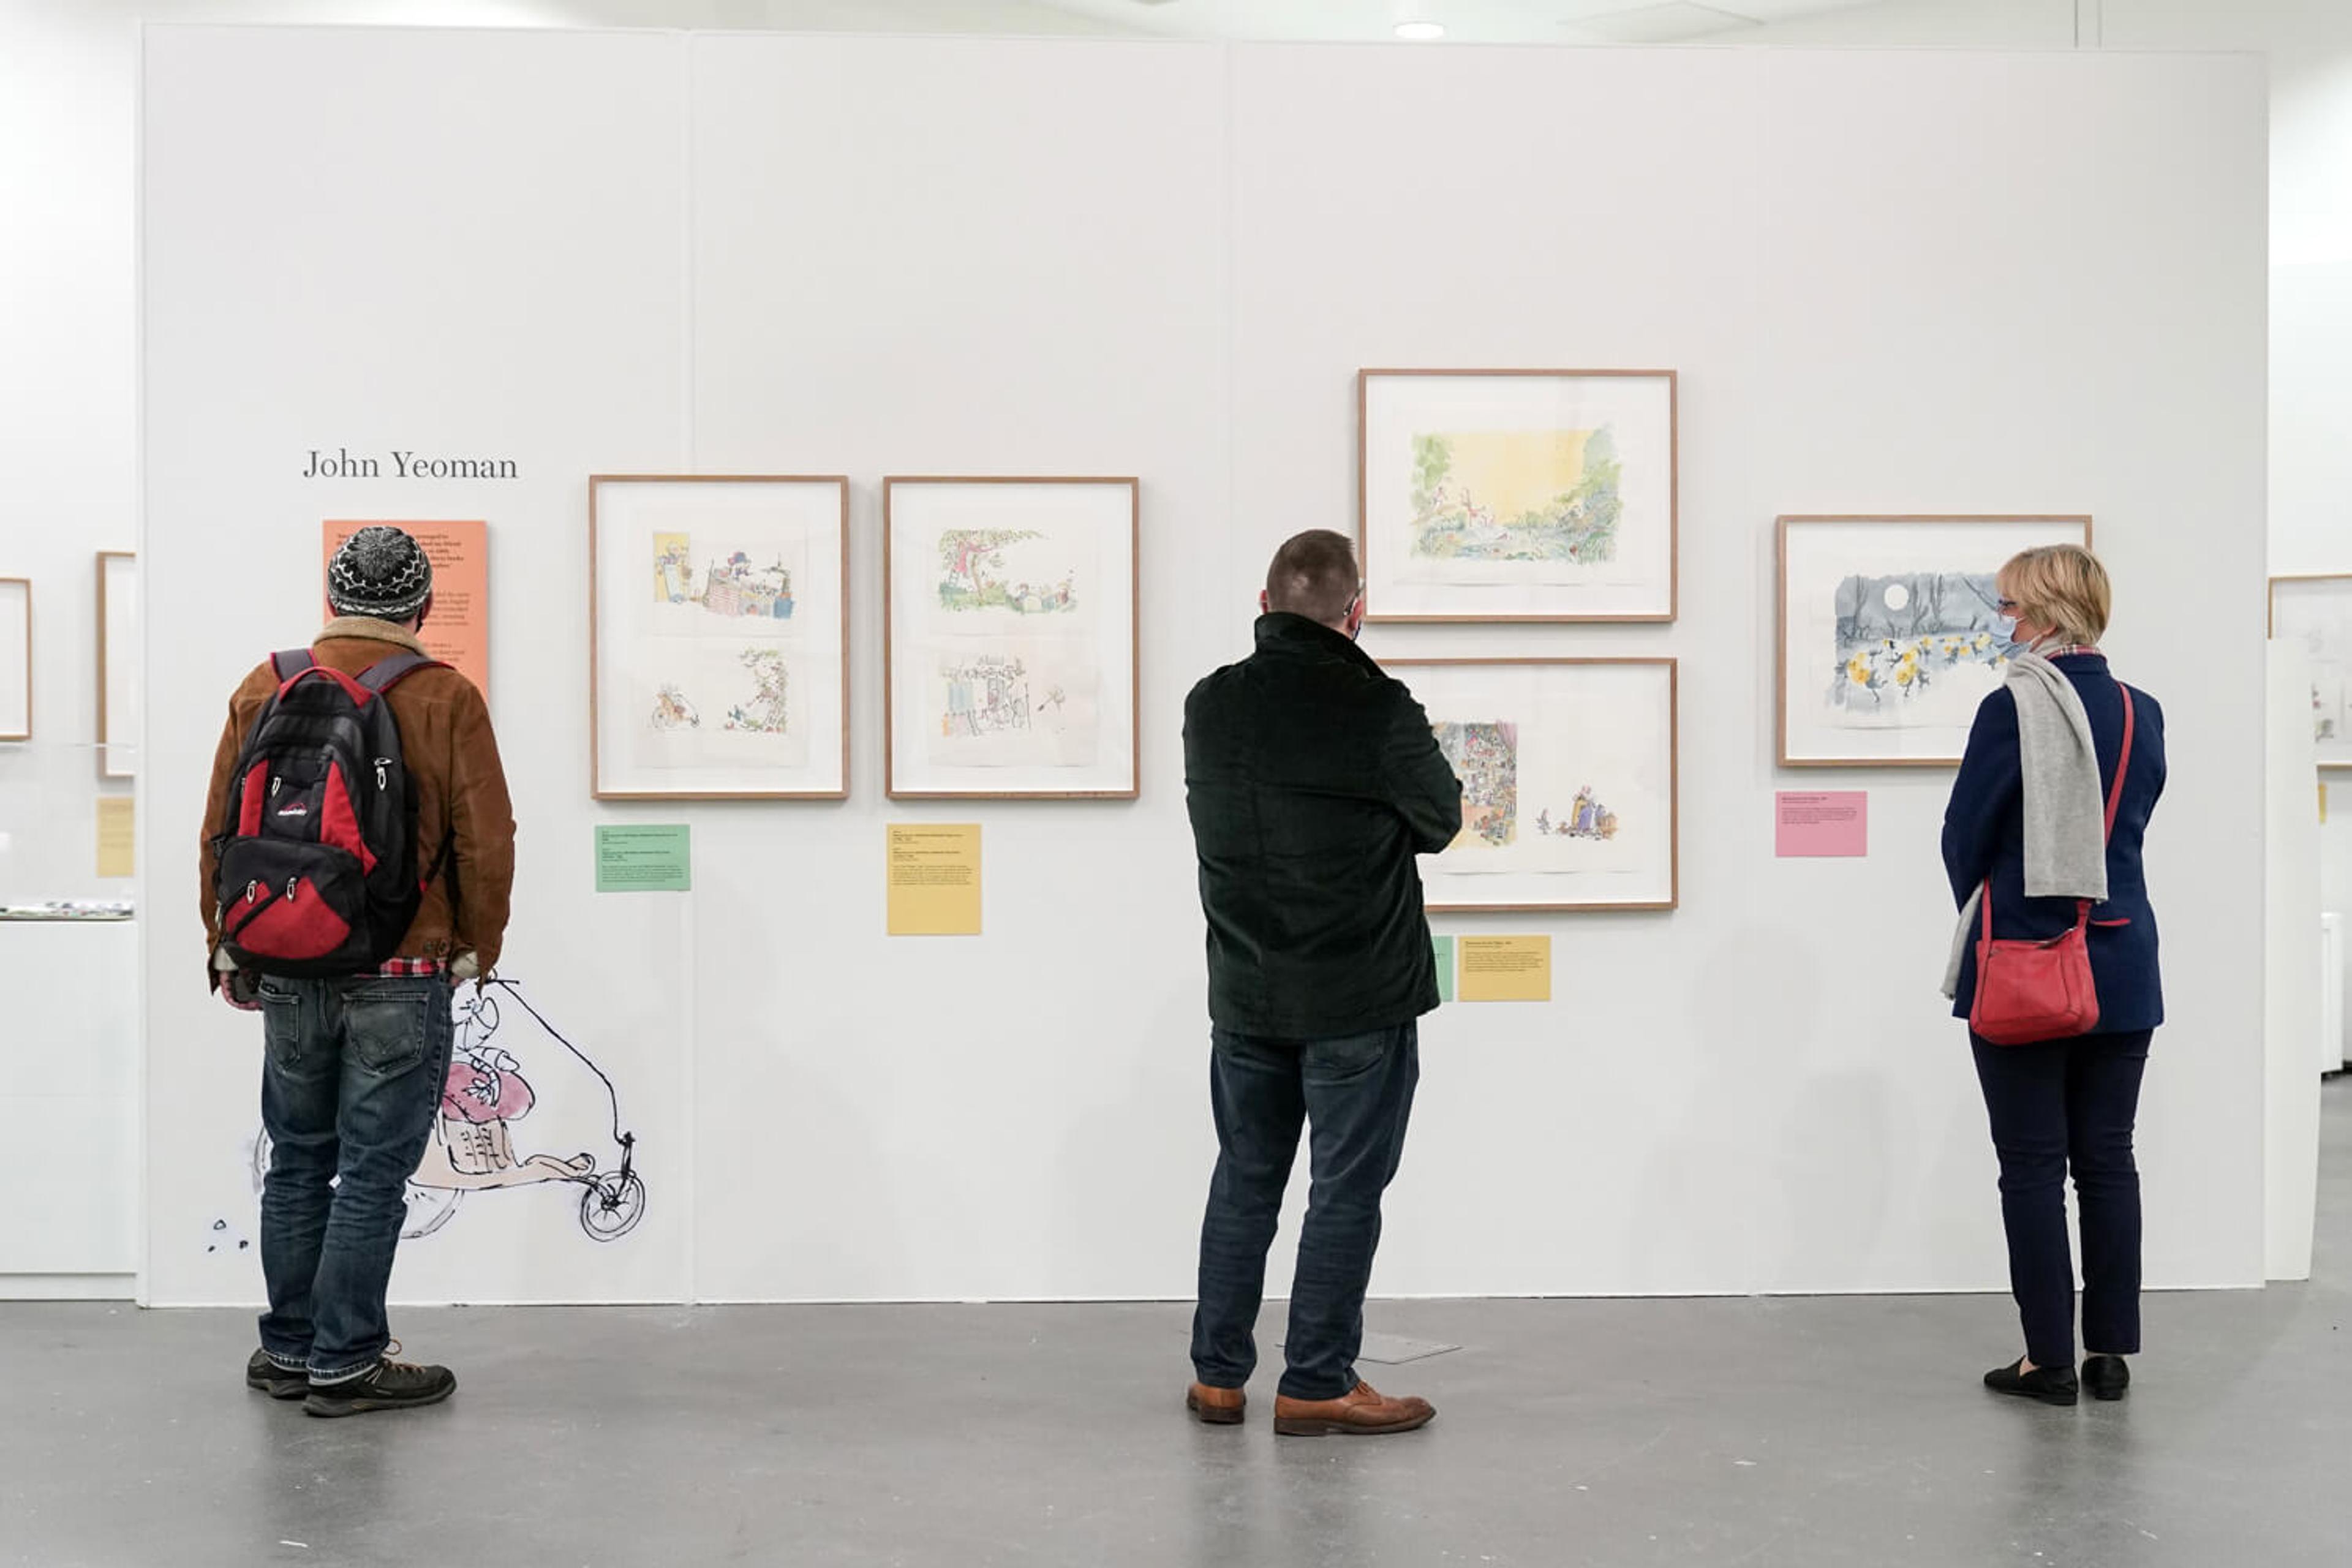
[327,526,434,621]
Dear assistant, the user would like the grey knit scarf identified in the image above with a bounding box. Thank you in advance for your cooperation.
[1940,649,2109,999]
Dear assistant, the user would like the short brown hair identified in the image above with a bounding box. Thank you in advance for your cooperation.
[1999,544,2111,646]
[1265,530,1360,625]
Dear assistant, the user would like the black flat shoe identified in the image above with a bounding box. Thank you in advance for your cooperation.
[1984,1359,2078,1406]
[2081,1355,2130,1401]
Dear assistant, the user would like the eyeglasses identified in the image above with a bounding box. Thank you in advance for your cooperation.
[1995,598,2020,614]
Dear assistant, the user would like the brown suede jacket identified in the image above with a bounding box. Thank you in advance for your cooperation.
[200,617,516,972]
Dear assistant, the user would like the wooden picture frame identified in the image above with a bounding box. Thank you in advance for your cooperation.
[0,578,28,742]
[1357,368,1678,624]
[1777,514,2094,769]
[883,476,1140,800]
[2269,572,2352,771]
[1381,657,1678,913]
[588,475,851,801]
[97,552,137,777]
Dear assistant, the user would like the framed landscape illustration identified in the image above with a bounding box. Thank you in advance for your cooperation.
[1777,515,2094,768]
[589,475,850,800]
[1384,658,1678,913]
[883,477,1139,800]
[2270,574,2352,769]
[97,551,138,777]
[1358,369,1678,623]
[0,578,28,742]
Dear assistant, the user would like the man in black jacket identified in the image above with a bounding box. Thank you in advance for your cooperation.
[1180,529,1462,1438]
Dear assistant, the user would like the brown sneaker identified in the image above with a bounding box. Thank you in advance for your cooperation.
[1273,1381,1435,1437]
[1185,1382,1246,1425]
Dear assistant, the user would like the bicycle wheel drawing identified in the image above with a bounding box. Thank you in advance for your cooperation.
[579,1169,647,1241]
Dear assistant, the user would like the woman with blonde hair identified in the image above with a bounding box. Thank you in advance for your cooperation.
[1941,544,2166,1406]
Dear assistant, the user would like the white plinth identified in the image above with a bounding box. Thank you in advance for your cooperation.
[0,919,139,1292]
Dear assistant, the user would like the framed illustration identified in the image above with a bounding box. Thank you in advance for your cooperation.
[1383,658,1678,913]
[589,475,850,800]
[1358,369,1677,623]
[0,578,27,741]
[2270,574,2352,769]
[97,551,138,777]
[1777,515,2094,769]
[883,477,1139,800]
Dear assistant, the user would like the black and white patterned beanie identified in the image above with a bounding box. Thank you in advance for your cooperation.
[327,526,434,621]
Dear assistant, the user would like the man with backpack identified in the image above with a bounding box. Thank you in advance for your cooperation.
[201,526,515,1417]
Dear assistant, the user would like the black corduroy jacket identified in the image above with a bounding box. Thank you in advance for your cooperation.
[1182,614,1463,1039]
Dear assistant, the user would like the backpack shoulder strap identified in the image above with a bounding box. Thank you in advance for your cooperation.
[269,649,315,682]
[357,652,447,695]
[364,650,459,895]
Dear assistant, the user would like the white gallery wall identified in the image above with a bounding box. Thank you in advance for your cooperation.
[143,25,697,1304]
[17,0,2352,903]
[682,37,1229,1298]
[1227,40,2267,1295]
[0,4,1128,910]
[1738,0,2352,985]
[0,6,138,905]
[141,25,2266,1305]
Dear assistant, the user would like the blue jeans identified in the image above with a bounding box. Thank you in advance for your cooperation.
[1190,1023,1419,1401]
[256,974,454,1382]
[1970,1028,2153,1369]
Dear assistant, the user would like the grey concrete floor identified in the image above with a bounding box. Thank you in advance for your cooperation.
[6,1085,2348,1567]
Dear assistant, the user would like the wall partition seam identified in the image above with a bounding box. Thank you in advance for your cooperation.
[132,17,153,1311]
[2075,0,2105,51]
[678,28,701,1311]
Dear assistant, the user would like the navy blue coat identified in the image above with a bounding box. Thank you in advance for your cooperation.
[1941,654,2167,1032]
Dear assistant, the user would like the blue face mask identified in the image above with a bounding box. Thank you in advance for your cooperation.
[1994,613,2020,647]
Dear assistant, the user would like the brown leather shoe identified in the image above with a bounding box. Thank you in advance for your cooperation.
[1273,1380,1435,1437]
[1186,1382,1246,1425]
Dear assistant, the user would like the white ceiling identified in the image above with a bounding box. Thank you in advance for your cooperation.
[1024,0,1896,46]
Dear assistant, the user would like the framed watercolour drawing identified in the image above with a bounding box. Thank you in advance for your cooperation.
[0,578,27,741]
[1384,658,1678,913]
[2270,574,2352,769]
[98,551,138,777]
[884,477,1139,800]
[1777,515,2093,769]
[1358,369,1677,623]
[589,475,850,800]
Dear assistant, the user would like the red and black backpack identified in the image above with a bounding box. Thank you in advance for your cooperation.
[210,649,449,977]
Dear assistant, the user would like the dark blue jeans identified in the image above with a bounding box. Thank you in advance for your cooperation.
[1190,1022,1419,1401]
[257,974,454,1382]
[1970,1028,2153,1370]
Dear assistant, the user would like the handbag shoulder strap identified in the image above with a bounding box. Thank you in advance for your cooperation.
[2103,685,2136,844]
[1983,681,2138,941]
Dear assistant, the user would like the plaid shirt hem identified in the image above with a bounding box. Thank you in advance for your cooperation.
[375,956,448,978]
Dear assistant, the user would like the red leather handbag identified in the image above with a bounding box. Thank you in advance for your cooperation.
[1969,686,2135,1047]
